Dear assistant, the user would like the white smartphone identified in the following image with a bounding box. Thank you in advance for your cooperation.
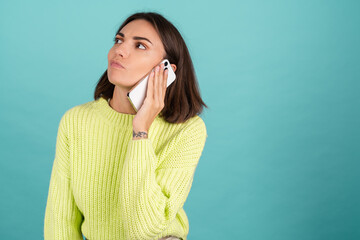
[127,59,176,112]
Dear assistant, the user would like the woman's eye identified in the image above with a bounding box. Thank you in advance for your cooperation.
[114,38,146,50]
[137,43,146,50]
[114,38,123,44]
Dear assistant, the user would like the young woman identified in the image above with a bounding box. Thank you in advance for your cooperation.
[44,12,208,240]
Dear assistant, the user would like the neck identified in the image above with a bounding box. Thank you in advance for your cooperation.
[109,85,137,115]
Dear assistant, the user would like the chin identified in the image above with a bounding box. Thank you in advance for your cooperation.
[108,76,136,89]
[108,69,141,86]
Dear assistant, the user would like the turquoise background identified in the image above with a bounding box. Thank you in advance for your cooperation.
[1,0,359,239]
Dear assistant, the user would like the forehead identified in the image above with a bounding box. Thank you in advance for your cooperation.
[120,19,162,44]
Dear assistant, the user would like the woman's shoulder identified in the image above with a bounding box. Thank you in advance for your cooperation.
[158,114,207,140]
[181,115,207,136]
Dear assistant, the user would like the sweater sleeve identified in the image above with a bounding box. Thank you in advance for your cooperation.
[44,112,84,240]
[119,118,207,240]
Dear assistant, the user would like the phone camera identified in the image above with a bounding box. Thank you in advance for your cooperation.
[164,61,168,66]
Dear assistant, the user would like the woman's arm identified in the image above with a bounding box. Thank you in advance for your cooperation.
[120,117,207,239]
[132,63,167,141]
[44,112,83,240]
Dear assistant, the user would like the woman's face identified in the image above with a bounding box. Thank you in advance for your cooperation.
[107,19,166,89]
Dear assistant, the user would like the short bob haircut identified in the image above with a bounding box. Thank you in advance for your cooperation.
[94,12,208,124]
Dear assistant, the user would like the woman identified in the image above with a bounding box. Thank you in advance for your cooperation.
[44,11,208,240]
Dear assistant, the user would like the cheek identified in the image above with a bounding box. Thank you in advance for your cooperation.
[107,48,114,60]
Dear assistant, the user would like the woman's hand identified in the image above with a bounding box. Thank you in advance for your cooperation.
[132,62,168,140]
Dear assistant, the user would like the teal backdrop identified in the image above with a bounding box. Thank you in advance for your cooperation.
[1,0,359,239]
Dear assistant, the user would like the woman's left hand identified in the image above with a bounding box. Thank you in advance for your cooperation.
[132,62,168,139]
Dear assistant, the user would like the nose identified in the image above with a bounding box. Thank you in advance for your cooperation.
[114,42,129,58]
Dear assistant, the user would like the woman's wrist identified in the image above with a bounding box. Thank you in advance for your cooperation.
[132,127,148,140]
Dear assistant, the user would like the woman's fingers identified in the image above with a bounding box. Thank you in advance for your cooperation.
[146,70,154,102]
[158,64,165,103]
[154,65,160,102]
[147,62,168,110]
[160,64,167,107]
[163,68,168,96]
[155,63,166,107]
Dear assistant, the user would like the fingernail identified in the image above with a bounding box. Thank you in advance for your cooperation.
[156,66,159,72]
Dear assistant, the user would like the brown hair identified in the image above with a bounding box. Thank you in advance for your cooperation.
[94,12,208,124]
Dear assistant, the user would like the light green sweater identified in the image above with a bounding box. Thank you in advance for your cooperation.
[44,97,207,240]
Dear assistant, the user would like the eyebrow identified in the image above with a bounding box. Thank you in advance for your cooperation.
[116,32,153,45]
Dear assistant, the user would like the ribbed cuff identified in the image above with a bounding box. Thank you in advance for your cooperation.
[127,138,157,169]
[129,138,151,157]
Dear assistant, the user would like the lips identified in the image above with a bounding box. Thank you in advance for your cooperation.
[110,60,125,69]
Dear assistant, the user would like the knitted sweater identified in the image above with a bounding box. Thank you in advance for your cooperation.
[44,97,207,240]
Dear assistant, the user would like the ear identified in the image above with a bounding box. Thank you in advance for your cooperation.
[170,64,177,72]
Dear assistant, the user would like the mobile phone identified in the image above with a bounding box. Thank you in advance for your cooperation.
[127,59,176,112]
